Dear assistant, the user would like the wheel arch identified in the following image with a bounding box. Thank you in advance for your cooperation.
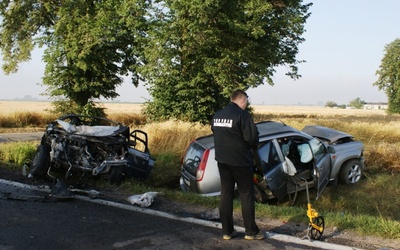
[330,154,363,181]
[338,158,364,184]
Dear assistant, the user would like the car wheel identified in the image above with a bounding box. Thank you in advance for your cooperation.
[339,159,362,185]
[254,184,268,203]
[30,144,50,177]
[109,166,123,185]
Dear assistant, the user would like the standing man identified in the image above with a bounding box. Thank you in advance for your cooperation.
[212,89,264,240]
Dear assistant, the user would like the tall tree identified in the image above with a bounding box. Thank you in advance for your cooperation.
[140,0,312,123]
[0,0,148,116]
[374,38,400,113]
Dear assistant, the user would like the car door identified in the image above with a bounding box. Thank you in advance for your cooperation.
[126,130,154,179]
[307,138,331,198]
[257,139,287,201]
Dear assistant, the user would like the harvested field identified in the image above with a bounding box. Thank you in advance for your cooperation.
[0,100,387,116]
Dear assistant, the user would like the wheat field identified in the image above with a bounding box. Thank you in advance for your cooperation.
[0,100,387,116]
[0,101,144,114]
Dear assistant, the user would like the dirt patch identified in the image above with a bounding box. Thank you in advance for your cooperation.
[0,167,398,250]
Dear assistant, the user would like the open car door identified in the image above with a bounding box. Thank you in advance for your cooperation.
[307,138,331,199]
[125,129,155,179]
[257,140,287,201]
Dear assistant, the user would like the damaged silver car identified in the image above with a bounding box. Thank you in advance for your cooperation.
[29,114,155,184]
[180,121,364,204]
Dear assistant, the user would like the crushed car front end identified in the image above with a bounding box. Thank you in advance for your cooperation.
[29,114,154,184]
[302,125,364,184]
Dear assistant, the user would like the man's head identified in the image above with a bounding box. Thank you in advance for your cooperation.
[230,89,248,110]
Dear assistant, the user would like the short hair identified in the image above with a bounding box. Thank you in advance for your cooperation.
[230,89,248,101]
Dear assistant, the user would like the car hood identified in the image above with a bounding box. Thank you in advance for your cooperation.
[302,125,353,143]
[56,119,126,137]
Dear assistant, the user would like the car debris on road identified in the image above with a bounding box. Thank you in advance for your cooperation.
[126,192,162,207]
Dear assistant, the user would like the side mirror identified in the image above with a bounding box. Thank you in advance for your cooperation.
[327,146,335,154]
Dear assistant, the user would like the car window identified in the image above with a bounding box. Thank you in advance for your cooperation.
[278,137,302,166]
[183,142,205,175]
[308,138,325,162]
[257,140,280,172]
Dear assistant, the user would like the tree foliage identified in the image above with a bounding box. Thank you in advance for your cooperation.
[0,0,148,116]
[325,101,337,108]
[348,97,365,109]
[141,0,312,123]
[374,38,400,113]
[1,0,311,122]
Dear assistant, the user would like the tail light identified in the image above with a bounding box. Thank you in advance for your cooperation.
[196,148,210,181]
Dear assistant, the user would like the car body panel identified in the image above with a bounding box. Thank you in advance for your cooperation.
[326,142,364,181]
[180,136,221,196]
[302,125,353,144]
[301,125,364,182]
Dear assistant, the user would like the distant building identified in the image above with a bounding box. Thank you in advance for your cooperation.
[363,102,388,110]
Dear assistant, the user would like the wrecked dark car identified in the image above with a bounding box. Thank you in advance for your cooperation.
[29,114,154,184]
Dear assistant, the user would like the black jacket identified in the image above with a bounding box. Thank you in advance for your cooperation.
[211,102,259,167]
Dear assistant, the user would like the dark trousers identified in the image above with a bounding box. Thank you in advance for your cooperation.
[218,162,259,236]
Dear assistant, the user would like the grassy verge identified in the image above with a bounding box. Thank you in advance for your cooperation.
[1,109,399,239]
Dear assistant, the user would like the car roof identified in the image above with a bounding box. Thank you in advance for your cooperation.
[194,134,214,148]
[256,121,301,137]
[194,121,304,149]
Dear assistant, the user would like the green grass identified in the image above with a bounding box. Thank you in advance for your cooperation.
[0,141,37,166]
[146,153,182,189]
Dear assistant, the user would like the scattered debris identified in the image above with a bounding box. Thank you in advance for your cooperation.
[69,188,100,199]
[126,192,161,207]
[22,163,29,176]
[49,179,102,199]
[198,207,220,221]
[49,179,73,199]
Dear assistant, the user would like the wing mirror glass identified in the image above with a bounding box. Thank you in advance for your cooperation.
[327,146,335,154]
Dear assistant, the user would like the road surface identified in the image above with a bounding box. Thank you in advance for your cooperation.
[0,132,43,143]
[0,179,360,250]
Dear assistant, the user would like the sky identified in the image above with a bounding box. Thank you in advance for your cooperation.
[1,0,399,105]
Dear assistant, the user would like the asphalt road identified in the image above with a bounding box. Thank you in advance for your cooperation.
[0,179,360,250]
[0,132,43,143]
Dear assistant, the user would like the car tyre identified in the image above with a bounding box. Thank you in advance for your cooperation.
[339,159,362,185]
[30,144,51,177]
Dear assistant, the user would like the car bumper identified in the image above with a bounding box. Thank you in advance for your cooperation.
[180,177,191,192]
